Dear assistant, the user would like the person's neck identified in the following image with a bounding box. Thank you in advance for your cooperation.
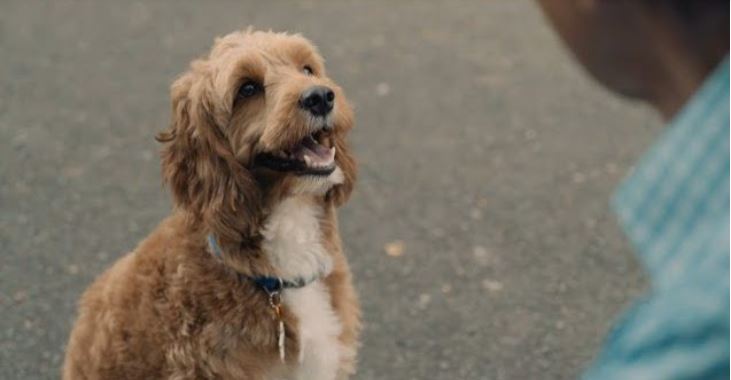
[648,65,705,122]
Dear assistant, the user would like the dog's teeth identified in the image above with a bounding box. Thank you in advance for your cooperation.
[303,155,312,166]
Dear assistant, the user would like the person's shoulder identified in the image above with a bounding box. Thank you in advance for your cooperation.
[583,276,729,380]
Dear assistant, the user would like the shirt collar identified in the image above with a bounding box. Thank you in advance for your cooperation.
[612,57,730,278]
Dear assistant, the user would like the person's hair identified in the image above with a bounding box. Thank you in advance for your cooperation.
[656,0,729,33]
[664,0,729,21]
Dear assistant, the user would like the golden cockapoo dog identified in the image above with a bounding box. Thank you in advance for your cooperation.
[63,29,360,380]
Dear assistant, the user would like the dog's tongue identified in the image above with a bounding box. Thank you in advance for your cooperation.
[302,135,331,157]
[294,135,335,166]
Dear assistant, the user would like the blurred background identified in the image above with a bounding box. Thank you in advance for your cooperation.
[0,1,662,379]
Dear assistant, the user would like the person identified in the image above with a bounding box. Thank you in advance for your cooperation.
[534,1,729,379]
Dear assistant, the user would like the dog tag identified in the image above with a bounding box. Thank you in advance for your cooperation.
[265,280,286,363]
[278,319,286,362]
[268,288,286,363]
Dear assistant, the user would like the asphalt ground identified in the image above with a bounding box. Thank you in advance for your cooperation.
[0,1,661,379]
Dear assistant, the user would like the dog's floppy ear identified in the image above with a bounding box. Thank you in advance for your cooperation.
[156,68,261,240]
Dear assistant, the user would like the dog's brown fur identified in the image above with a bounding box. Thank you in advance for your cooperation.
[63,29,360,380]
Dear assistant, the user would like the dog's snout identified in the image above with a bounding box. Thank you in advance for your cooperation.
[299,86,335,116]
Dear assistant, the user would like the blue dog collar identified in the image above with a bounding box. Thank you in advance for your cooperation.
[207,234,314,293]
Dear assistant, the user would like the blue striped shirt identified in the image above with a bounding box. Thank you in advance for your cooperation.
[584,58,730,379]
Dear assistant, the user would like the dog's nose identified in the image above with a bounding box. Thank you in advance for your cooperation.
[299,86,335,116]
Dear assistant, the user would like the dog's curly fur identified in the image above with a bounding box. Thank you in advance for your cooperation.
[63,29,360,380]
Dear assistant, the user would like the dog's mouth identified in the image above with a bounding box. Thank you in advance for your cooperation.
[254,130,336,176]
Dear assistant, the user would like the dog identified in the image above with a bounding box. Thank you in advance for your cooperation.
[63,29,360,380]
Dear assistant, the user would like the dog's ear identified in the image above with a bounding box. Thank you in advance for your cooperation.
[156,68,261,241]
[326,100,357,207]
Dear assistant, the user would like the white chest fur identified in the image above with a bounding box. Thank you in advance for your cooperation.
[261,197,343,380]
[282,282,343,380]
[261,197,333,281]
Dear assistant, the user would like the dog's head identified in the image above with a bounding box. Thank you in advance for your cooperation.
[157,30,356,239]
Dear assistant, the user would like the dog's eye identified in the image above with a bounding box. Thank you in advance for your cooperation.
[302,65,314,76]
[237,81,262,99]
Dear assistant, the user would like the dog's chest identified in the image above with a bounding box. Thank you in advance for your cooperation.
[261,198,342,379]
[281,282,343,380]
[261,197,333,280]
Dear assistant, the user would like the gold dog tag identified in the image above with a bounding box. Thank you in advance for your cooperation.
[269,290,286,363]
[277,319,285,362]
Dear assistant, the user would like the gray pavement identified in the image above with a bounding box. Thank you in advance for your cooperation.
[0,1,661,379]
